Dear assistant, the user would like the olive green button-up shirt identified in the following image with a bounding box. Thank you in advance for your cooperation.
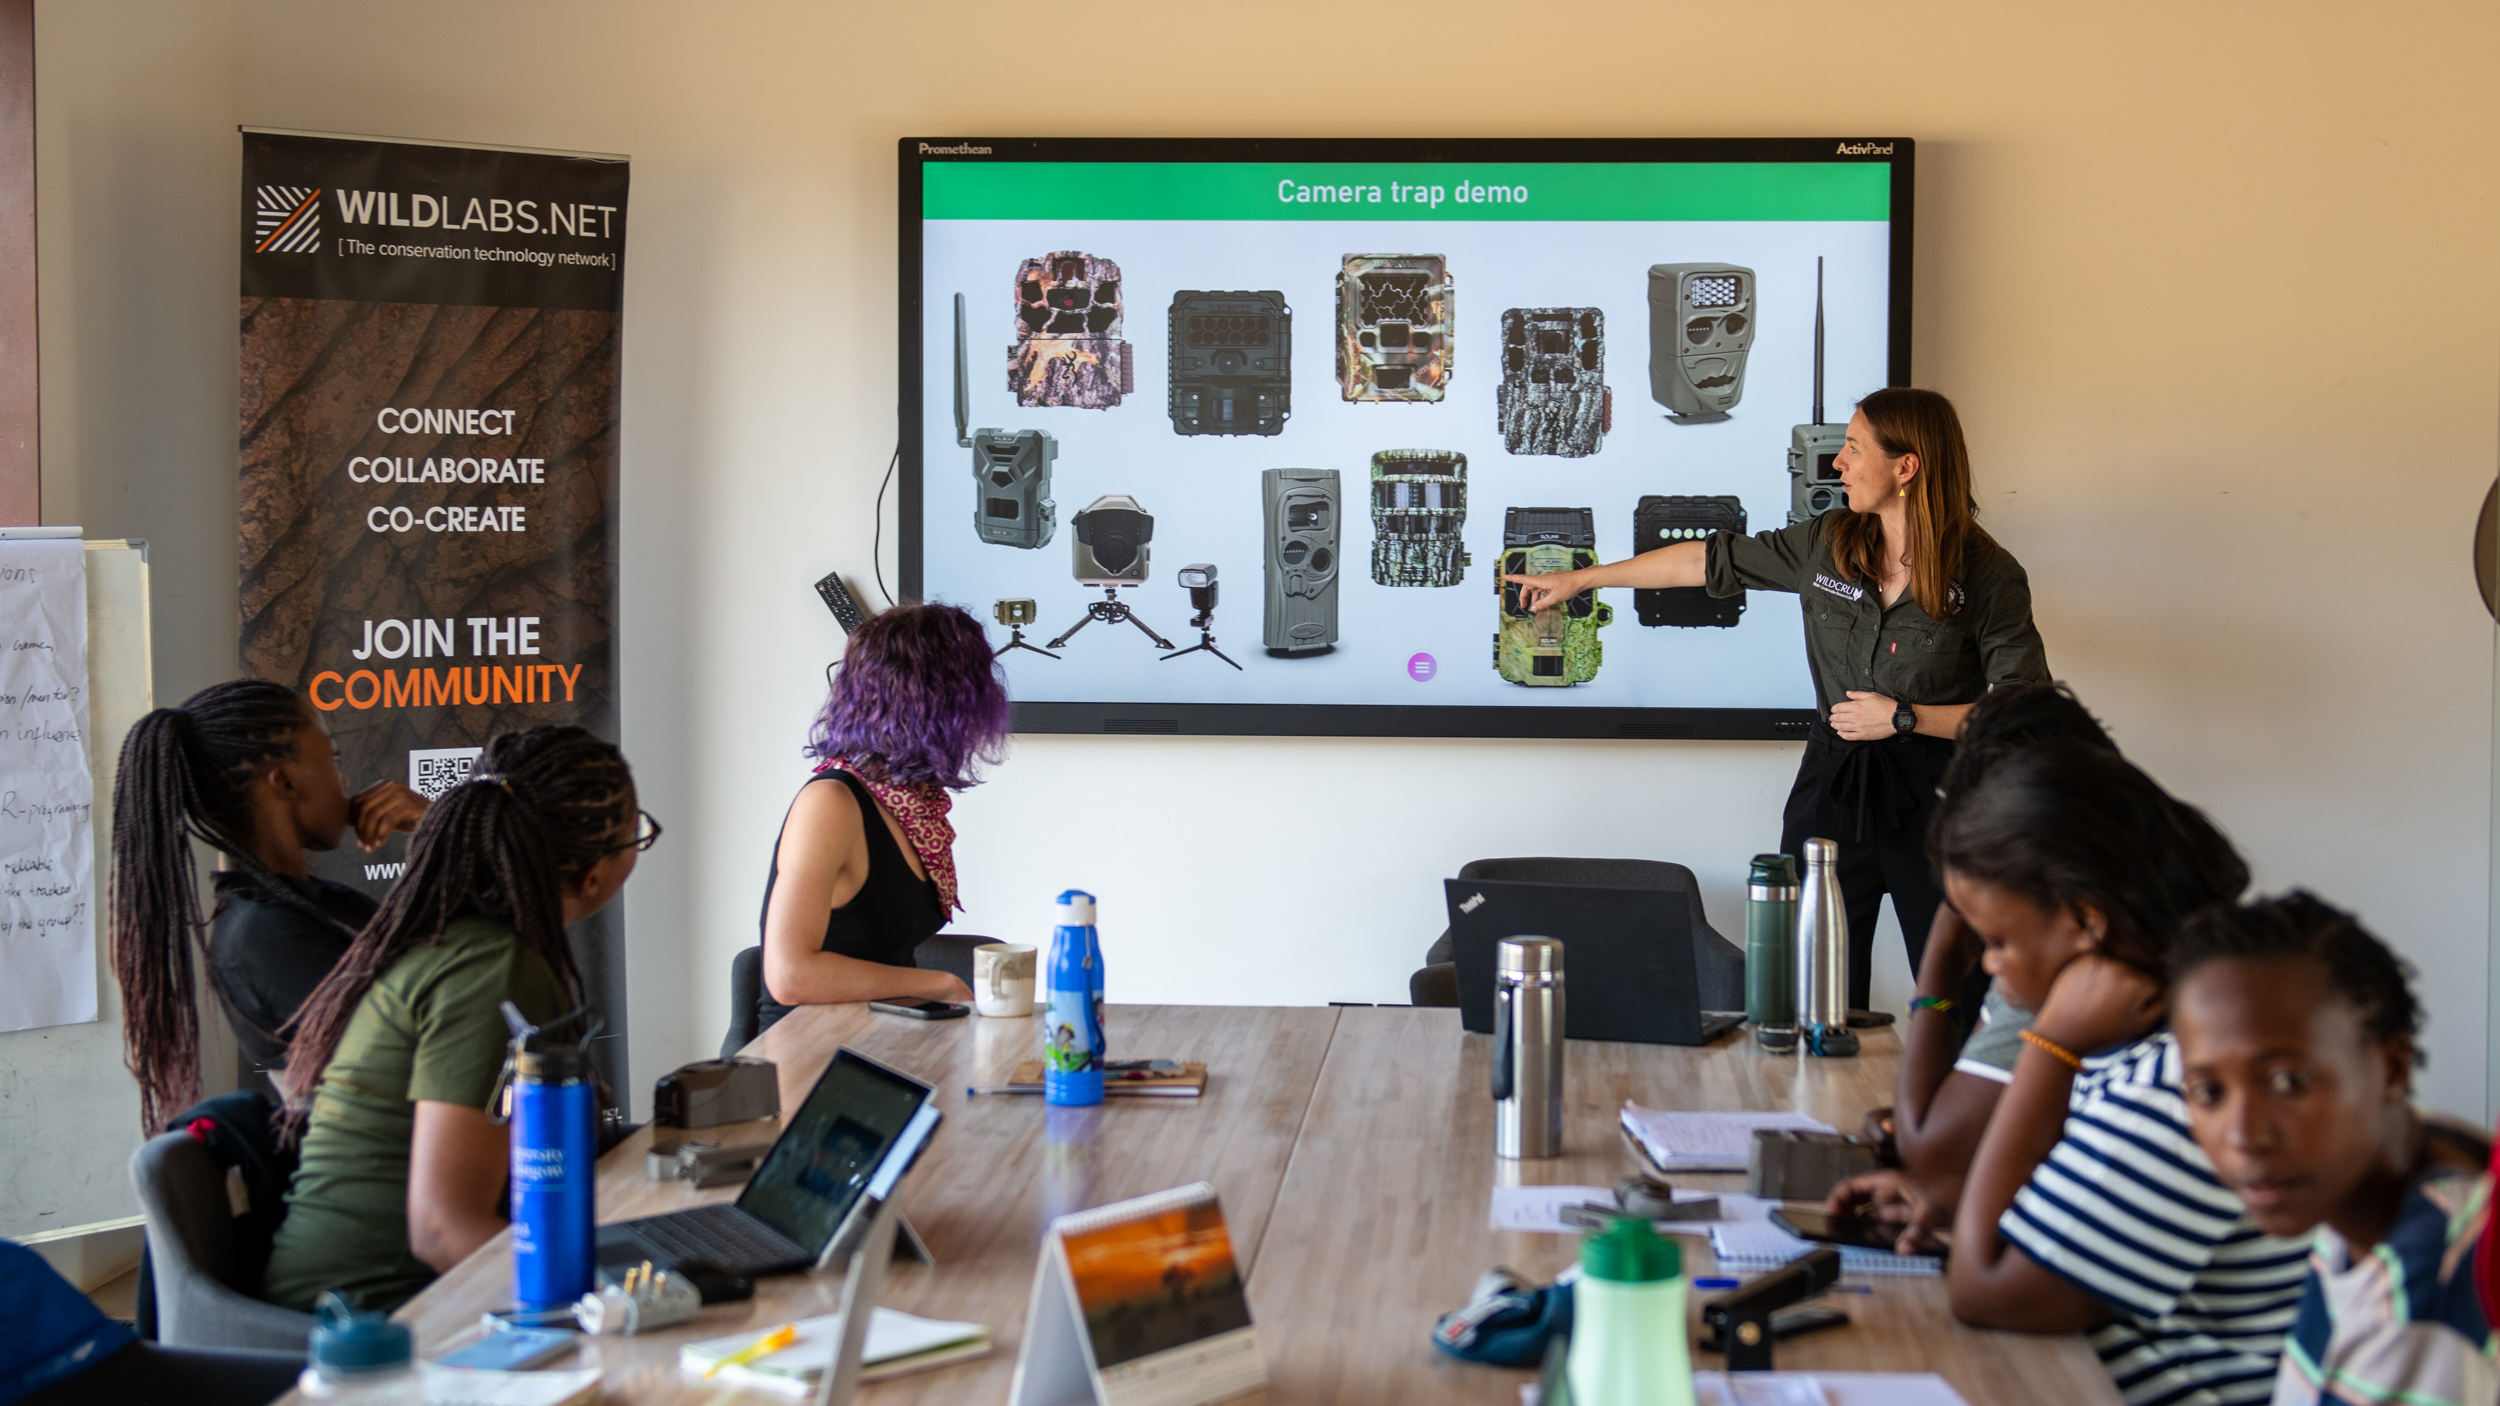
[1704,514,2049,715]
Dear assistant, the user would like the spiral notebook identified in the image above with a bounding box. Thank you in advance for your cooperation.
[1709,1222,1941,1278]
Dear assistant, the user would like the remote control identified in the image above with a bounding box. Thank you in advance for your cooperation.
[815,571,867,633]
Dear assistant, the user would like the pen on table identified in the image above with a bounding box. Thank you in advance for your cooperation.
[704,1322,798,1379]
[967,1085,1040,1097]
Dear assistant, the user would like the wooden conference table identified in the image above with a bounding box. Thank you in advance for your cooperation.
[342,1004,2120,1404]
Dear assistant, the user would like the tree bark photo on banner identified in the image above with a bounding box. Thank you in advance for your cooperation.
[237,128,630,1083]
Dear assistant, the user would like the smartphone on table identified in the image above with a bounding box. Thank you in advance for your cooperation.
[435,1326,576,1370]
[869,999,971,1020]
[1771,1207,1947,1261]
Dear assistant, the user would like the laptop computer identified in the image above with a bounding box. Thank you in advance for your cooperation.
[598,1047,941,1279]
[1445,878,1743,1046]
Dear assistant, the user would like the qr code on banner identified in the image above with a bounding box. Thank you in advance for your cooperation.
[408,747,485,800]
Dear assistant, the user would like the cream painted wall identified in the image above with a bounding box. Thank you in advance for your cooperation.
[32,1,2499,1119]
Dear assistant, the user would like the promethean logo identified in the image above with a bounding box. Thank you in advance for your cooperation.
[1835,141,1895,156]
[254,184,322,253]
[919,142,992,155]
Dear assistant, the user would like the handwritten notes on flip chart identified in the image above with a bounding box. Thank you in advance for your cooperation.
[0,537,93,1032]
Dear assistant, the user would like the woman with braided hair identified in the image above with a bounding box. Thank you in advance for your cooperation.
[756,602,1008,1033]
[261,725,650,1312]
[109,680,428,1130]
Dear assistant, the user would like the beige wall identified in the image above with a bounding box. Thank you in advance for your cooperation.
[34,1,2500,1115]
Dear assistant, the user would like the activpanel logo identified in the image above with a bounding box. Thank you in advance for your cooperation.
[254,185,322,253]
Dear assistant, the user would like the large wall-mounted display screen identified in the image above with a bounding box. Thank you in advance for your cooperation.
[899,138,1912,740]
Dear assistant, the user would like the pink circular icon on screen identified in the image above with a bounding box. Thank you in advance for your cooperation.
[1407,653,1437,682]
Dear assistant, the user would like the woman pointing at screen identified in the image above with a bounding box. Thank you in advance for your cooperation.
[1506,387,2048,1005]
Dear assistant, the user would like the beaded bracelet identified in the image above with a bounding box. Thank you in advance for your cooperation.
[2019,1028,2084,1069]
[1908,995,1955,1016]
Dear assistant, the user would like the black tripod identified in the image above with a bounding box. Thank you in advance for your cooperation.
[993,623,1060,660]
[1047,586,1175,652]
[1160,602,1241,670]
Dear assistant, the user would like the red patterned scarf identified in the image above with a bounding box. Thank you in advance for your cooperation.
[819,757,961,914]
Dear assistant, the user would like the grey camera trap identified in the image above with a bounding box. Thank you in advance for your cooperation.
[1632,495,1746,628]
[1263,468,1342,654]
[1168,290,1290,435]
[1496,507,1611,686]
[956,292,1057,549]
[1369,450,1469,588]
[1647,263,1754,422]
[1497,307,1611,457]
[1336,254,1452,402]
[1788,256,1848,523]
[1046,495,1175,653]
[1010,251,1134,409]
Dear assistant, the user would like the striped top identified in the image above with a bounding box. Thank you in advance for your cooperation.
[2274,1150,2493,1406]
[1999,1033,2310,1406]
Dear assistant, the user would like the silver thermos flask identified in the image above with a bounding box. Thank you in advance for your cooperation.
[1795,838,1859,1057]
[1491,937,1565,1159]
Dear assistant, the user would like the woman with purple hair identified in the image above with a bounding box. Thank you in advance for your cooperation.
[756,602,1011,1031]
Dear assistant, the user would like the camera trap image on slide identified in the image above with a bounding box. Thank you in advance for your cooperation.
[1497,307,1611,457]
[914,154,1895,714]
[1496,507,1611,686]
[1013,251,1136,409]
[1369,450,1469,588]
[1337,254,1452,402]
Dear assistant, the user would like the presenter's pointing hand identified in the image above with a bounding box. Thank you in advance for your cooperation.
[1500,570,1580,614]
[349,779,431,852]
[1831,691,1899,741]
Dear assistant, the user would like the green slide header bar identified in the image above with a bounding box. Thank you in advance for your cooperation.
[923,162,1889,223]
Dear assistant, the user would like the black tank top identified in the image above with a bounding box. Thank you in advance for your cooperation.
[754,770,945,1033]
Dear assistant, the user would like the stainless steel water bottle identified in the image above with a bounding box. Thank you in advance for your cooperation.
[1745,853,1799,1051]
[1795,839,1858,1057]
[1492,937,1565,1159]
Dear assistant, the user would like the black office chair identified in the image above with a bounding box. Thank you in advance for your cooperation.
[723,934,993,1057]
[1409,857,1745,1010]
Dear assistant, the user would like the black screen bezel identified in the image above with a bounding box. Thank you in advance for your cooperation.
[735,1048,932,1251]
[898,136,1914,741]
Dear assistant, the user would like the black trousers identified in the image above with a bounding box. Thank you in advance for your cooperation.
[1779,724,1955,1011]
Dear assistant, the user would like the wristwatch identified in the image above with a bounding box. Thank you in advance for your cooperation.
[1892,701,1917,736]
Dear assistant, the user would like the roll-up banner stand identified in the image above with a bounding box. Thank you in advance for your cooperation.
[238,129,631,1092]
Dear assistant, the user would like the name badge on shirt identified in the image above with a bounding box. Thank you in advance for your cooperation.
[1811,573,1865,602]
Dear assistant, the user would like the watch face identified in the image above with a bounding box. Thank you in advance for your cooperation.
[1894,705,1916,733]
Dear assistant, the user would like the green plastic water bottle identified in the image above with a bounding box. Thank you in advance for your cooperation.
[1566,1218,1695,1406]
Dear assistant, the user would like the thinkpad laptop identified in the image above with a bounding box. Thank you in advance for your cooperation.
[1445,878,1743,1046]
[598,1047,940,1279]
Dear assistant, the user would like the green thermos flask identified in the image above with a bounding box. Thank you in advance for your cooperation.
[1745,853,1799,1051]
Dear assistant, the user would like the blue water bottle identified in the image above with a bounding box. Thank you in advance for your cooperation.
[1043,891,1106,1106]
[500,1002,598,1312]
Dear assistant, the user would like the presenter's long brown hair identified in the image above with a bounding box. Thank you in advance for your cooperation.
[1826,387,1995,622]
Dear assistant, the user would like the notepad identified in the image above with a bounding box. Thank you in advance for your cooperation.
[1708,1221,1942,1278]
[1620,1104,1834,1172]
[1487,1183,1776,1235]
[1526,1372,1969,1406]
[420,1365,602,1406]
[1005,1059,1208,1096]
[678,1308,992,1394]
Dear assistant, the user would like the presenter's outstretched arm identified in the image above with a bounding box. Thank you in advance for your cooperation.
[762,778,973,1008]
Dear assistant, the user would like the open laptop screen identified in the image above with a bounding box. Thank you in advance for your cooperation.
[735,1051,931,1253]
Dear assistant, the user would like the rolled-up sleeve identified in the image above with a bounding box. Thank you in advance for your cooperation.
[1704,519,1822,598]
[1967,553,2050,688]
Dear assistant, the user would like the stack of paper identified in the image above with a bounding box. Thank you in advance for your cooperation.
[1619,1103,1835,1172]
[1527,1373,1969,1406]
[1486,1183,1777,1236]
[1708,1221,1942,1278]
[679,1308,991,1394]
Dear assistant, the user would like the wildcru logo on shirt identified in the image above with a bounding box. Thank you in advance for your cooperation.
[1811,573,1864,602]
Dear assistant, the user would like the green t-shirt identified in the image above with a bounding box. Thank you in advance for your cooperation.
[262,916,567,1312]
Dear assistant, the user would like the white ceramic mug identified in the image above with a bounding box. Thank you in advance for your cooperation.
[973,942,1037,1018]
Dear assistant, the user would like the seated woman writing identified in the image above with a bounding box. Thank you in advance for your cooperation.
[755,602,1008,1033]
[109,680,427,1128]
[261,725,648,1312]
[1830,743,2305,1406]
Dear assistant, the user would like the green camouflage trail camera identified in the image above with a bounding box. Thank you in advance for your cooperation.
[1336,254,1451,402]
[1496,507,1612,686]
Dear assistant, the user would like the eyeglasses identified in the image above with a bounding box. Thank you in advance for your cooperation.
[606,809,663,855]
